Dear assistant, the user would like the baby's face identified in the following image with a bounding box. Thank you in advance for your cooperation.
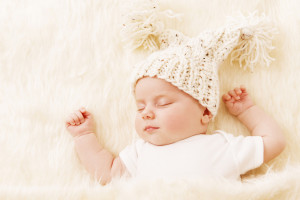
[135,77,208,146]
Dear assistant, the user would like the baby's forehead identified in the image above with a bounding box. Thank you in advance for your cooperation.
[134,77,196,102]
[135,77,180,92]
[135,77,179,92]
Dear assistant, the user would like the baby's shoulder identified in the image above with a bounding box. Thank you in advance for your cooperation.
[213,130,235,141]
[210,130,248,145]
[212,130,263,147]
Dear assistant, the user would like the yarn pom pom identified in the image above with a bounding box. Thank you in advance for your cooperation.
[228,12,278,71]
[121,0,182,52]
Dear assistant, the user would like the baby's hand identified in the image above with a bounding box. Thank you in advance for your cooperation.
[65,107,96,137]
[222,86,254,116]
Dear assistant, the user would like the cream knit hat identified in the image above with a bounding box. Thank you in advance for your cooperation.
[121,1,277,117]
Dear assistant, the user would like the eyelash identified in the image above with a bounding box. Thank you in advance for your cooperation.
[137,102,172,112]
[137,107,144,112]
[156,102,172,107]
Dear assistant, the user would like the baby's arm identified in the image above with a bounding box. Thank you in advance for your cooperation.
[65,107,128,185]
[222,86,286,163]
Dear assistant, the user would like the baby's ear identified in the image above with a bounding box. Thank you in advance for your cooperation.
[201,108,213,124]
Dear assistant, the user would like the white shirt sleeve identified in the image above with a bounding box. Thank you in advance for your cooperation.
[119,139,144,176]
[218,131,264,175]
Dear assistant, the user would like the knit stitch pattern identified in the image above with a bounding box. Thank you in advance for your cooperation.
[132,28,242,116]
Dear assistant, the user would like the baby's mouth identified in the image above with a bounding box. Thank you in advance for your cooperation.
[144,126,159,133]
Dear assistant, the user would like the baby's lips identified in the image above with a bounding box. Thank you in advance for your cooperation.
[144,126,159,132]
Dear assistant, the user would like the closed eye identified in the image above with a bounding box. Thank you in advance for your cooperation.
[137,104,145,112]
[157,102,172,107]
[137,107,145,112]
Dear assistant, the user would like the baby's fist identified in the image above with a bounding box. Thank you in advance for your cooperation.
[65,107,96,137]
[222,86,254,116]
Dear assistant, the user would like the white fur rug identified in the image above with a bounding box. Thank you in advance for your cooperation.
[1,0,300,199]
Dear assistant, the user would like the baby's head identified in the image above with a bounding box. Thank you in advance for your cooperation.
[134,76,212,146]
[131,36,221,146]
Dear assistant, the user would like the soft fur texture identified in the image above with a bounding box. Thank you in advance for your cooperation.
[1,0,299,199]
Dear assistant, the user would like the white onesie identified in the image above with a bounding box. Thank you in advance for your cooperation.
[119,130,264,181]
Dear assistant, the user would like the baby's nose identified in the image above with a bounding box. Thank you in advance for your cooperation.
[142,109,155,119]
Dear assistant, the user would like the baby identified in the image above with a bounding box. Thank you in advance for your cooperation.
[65,19,285,184]
[65,76,285,184]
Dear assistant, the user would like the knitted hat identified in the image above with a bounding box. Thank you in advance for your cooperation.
[121,1,277,117]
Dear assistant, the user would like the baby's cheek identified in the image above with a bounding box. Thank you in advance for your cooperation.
[135,116,143,134]
[163,112,187,132]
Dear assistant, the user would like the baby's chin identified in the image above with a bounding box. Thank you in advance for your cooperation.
[142,136,181,146]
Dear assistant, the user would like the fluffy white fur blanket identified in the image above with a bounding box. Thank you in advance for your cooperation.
[1,0,300,199]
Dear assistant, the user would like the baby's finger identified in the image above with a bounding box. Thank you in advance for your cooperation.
[78,110,85,124]
[70,113,80,125]
[74,110,84,125]
[222,94,231,101]
[234,87,242,95]
[240,85,247,93]
[228,90,240,100]
[80,108,93,119]
[80,107,86,113]
[66,115,76,126]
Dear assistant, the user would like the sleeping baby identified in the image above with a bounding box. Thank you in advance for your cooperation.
[65,14,285,184]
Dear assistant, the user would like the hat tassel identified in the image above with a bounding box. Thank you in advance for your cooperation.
[229,13,278,71]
